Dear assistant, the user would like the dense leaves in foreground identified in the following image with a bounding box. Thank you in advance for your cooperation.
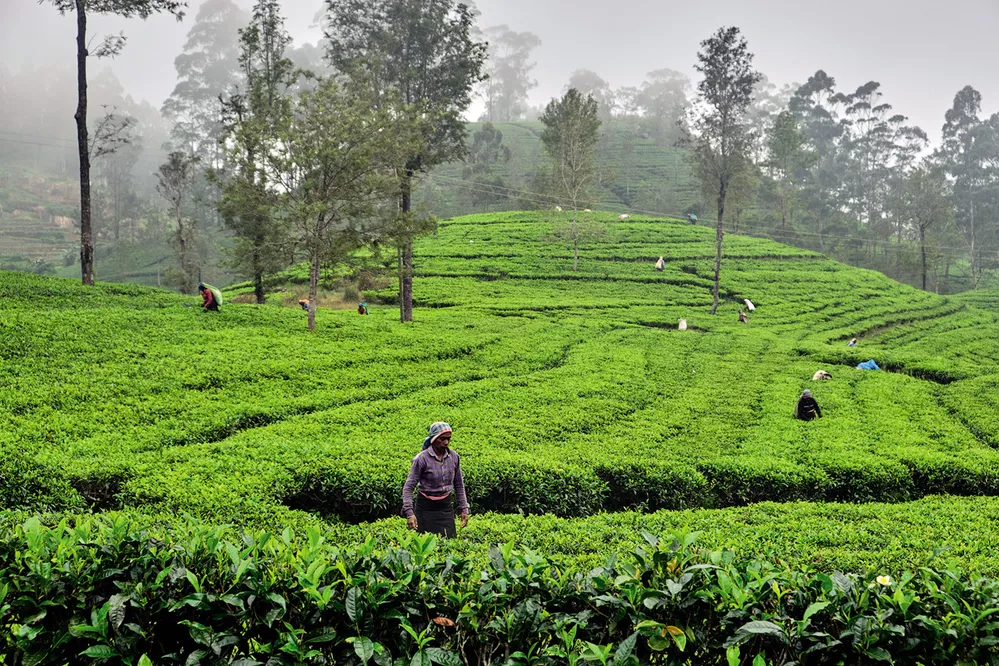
[3,515,999,666]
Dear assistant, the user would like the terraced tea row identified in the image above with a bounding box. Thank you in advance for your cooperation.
[4,212,999,526]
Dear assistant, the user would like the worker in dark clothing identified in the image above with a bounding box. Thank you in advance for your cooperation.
[299,300,310,312]
[738,309,750,324]
[688,213,698,225]
[358,302,369,315]
[199,282,219,311]
[795,389,822,421]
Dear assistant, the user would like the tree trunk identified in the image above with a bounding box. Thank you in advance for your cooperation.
[920,225,927,292]
[779,192,787,237]
[571,208,579,271]
[970,198,979,290]
[396,244,403,311]
[253,246,265,305]
[112,171,120,241]
[176,203,190,294]
[75,0,94,285]
[401,241,414,322]
[399,169,415,323]
[307,252,320,332]
[711,182,726,315]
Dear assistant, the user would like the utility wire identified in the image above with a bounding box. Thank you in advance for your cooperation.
[0,137,75,150]
[0,130,77,145]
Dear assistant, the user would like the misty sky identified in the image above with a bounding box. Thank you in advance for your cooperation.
[3,0,998,144]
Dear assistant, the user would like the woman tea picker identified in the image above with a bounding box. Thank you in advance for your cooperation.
[402,422,469,537]
[795,389,823,421]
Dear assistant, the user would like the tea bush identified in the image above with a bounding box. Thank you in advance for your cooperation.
[4,212,999,524]
[3,513,999,665]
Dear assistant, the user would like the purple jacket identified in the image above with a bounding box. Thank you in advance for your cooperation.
[402,447,469,517]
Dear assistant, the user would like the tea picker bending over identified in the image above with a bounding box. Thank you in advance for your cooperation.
[199,282,220,311]
[795,389,822,421]
[402,422,469,537]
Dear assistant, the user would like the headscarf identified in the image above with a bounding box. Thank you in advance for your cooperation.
[421,421,453,450]
[801,389,813,398]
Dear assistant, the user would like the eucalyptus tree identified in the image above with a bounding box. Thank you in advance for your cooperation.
[461,122,511,207]
[936,86,999,289]
[217,0,297,304]
[41,0,186,285]
[687,26,762,315]
[539,88,602,271]
[765,110,814,237]
[156,151,198,293]
[481,25,541,122]
[162,0,248,249]
[897,167,953,291]
[836,82,927,261]
[566,69,615,121]
[325,0,487,323]
[634,68,690,145]
[162,0,247,162]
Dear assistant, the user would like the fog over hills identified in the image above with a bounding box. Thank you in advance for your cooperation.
[3,0,998,144]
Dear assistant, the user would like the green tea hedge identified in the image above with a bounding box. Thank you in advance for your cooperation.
[2,514,999,665]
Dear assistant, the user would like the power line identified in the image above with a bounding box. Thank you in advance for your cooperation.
[0,130,76,145]
[0,136,74,150]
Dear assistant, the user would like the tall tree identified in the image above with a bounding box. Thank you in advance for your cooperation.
[162,0,248,250]
[687,26,762,315]
[898,167,953,291]
[787,71,850,254]
[325,0,487,323]
[461,122,511,206]
[218,0,297,304]
[937,86,999,289]
[267,80,420,331]
[42,0,186,286]
[481,25,541,122]
[539,88,602,271]
[566,69,615,120]
[765,109,814,237]
[162,0,247,160]
[634,68,690,145]
[94,122,142,241]
[836,82,926,259]
[156,151,198,294]
[745,75,794,164]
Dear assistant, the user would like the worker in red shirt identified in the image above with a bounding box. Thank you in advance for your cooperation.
[199,282,219,311]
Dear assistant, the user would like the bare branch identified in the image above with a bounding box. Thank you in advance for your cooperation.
[92,32,127,58]
[90,105,136,161]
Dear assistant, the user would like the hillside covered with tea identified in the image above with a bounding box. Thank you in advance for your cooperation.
[3,212,999,537]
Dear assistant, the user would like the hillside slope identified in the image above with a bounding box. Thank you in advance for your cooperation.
[3,212,999,534]
[424,120,700,218]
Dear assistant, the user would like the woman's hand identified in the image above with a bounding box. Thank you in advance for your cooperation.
[407,515,418,531]
[459,512,469,529]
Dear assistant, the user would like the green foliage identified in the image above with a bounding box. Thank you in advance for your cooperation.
[5,212,999,526]
[539,88,602,211]
[3,516,999,665]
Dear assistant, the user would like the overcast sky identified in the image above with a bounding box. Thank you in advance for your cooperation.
[3,0,998,144]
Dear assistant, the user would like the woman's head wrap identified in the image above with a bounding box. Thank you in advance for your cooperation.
[422,422,453,450]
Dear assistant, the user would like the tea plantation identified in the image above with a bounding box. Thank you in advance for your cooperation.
[4,211,999,664]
